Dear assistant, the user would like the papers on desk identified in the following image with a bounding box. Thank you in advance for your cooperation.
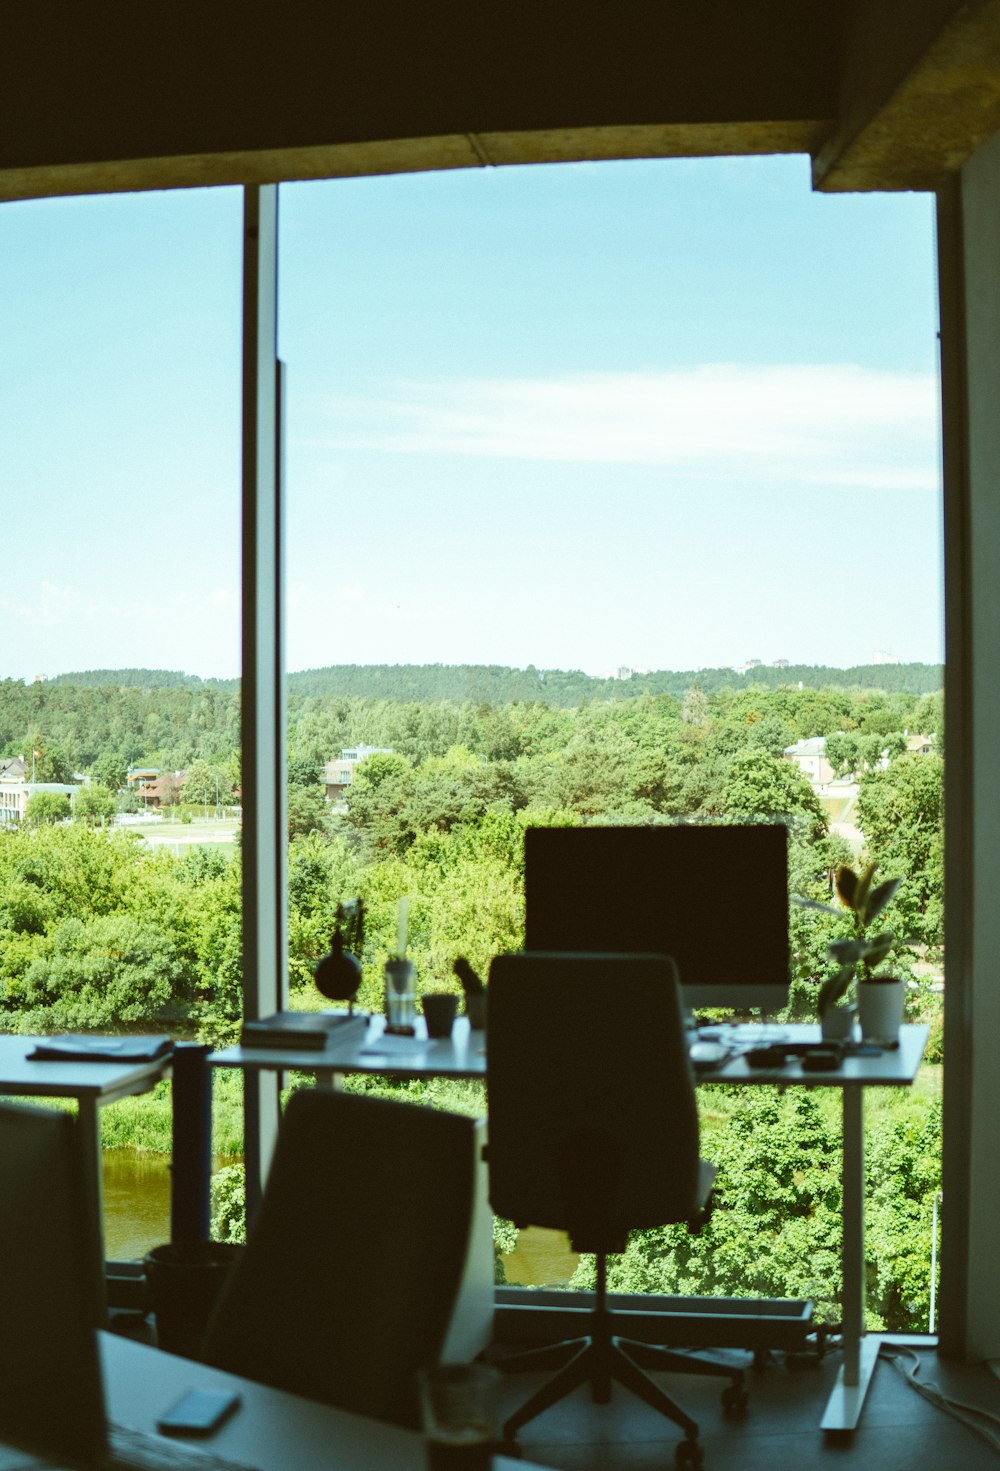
[28,1034,174,1063]
[360,1034,430,1059]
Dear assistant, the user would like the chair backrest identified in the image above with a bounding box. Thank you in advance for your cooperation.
[486,951,701,1253]
[203,1088,480,1427]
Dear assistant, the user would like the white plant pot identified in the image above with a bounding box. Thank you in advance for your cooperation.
[857,979,905,1045]
[820,1003,857,1042]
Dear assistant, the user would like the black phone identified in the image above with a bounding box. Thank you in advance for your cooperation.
[802,1048,844,1071]
[745,1044,788,1069]
[156,1388,242,1437]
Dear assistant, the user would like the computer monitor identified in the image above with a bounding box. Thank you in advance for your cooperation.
[524,823,790,1012]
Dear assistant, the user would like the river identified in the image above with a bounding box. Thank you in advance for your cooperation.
[102,1150,578,1285]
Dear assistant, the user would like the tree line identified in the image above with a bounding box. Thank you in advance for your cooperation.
[38,659,943,707]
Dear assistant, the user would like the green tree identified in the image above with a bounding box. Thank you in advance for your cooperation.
[90,749,130,793]
[24,791,72,827]
[856,754,944,946]
[183,758,222,807]
[572,1089,845,1321]
[24,738,73,783]
[74,783,116,826]
[718,749,827,839]
[287,753,322,790]
[287,786,329,842]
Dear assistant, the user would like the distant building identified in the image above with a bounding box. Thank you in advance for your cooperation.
[0,777,78,826]
[772,659,789,669]
[125,767,186,808]
[784,736,835,788]
[323,746,393,803]
[872,650,902,665]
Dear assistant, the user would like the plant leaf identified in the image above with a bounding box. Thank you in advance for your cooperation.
[863,877,902,925]
[827,937,866,965]
[853,861,878,918]
[863,932,894,968]
[834,866,858,909]
[818,965,855,1015]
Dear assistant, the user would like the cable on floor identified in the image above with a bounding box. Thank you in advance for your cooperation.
[881,1345,1000,1452]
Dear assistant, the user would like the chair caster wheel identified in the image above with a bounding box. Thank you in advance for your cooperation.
[722,1382,749,1415]
[675,1437,704,1469]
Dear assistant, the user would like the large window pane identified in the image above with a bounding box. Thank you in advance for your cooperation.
[0,187,243,1260]
[280,158,943,1328]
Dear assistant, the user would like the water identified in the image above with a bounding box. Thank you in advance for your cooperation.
[102,1150,171,1260]
[502,1226,579,1288]
[102,1150,579,1288]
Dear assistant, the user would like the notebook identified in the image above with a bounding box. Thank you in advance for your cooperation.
[0,1101,254,1471]
[28,1034,174,1063]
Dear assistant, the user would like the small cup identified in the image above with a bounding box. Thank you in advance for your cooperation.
[422,992,459,1039]
[418,1362,499,1471]
[385,958,417,1031]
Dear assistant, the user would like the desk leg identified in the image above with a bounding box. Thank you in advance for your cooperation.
[821,1085,879,1431]
[76,1099,108,1328]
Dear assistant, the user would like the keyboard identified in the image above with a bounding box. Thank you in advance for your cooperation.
[98,1423,261,1471]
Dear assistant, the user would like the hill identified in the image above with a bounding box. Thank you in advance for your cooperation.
[41,662,943,705]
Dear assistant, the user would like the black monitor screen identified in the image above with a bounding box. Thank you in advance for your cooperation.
[524,823,790,1011]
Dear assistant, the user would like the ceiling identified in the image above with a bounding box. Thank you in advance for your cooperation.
[3,1,999,201]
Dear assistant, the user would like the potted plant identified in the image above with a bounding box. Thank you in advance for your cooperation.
[803,862,904,1043]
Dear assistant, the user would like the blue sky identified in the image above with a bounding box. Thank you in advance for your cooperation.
[1,156,941,681]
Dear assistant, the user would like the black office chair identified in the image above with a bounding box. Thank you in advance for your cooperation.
[202,1087,483,1428]
[486,951,746,1470]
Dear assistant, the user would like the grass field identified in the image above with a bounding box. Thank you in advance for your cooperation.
[122,815,240,856]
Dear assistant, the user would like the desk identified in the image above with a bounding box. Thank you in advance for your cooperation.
[0,1035,171,1318]
[212,1017,929,1434]
[701,1022,929,1430]
[215,1015,493,1365]
[211,1011,487,1081]
[0,1332,546,1470]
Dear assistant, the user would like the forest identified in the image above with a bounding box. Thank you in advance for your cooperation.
[0,667,945,1330]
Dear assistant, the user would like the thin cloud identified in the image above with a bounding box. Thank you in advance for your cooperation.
[315,364,939,490]
[0,581,77,627]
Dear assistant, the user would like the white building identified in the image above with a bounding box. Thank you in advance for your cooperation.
[322,746,393,802]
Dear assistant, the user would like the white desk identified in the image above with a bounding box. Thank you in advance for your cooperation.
[212,1016,929,1433]
[701,1022,929,1430]
[211,1011,487,1080]
[0,1332,546,1470]
[214,1017,493,1366]
[0,1035,171,1317]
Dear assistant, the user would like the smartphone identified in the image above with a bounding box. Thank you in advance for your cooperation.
[156,1388,242,1437]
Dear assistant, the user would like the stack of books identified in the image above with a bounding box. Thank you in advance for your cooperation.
[240,1010,369,1051]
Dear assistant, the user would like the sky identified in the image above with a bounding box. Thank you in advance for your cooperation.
[0,155,942,682]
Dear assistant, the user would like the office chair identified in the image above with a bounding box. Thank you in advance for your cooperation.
[486,952,746,1470]
[202,1087,484,1428]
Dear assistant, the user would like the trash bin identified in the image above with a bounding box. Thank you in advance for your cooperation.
[143,1241,243,1360]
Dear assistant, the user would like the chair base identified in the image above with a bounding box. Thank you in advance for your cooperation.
[497,1274,747,1463]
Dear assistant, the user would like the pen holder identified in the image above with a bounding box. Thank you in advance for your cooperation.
[384,959,417,1033]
